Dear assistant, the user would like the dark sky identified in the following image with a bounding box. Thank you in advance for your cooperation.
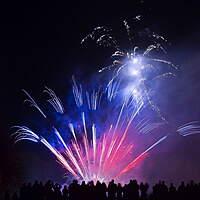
[1,0,200,191]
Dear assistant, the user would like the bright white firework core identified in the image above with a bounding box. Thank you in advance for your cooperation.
[130,69,140,76]
[132,57,139,64]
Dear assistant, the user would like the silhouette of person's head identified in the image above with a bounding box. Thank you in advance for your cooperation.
[81,181,86,186]
[73,180,78,184]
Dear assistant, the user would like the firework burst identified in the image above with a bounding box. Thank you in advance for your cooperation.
[82,16,178,122]
[13,77,167,183]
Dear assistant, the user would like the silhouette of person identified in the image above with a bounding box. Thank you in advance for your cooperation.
[169,183,176,200]
[116,183,123,200]
[140,182,149,200]
[127,179,139,200]
[88,181,95,200]
[62,185,68,200]
[178,181,186,200]
[108,180,117,200]
[95,181,107,200]
[69,180,81,200]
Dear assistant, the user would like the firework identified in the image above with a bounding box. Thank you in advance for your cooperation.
[82,16,178,122]
[13,78,167,183]
[177,121,200,137]
[12,16,179,184]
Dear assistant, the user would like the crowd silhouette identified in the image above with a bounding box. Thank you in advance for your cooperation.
[4,179,200,200]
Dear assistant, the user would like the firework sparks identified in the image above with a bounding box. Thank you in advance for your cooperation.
[177,121,200,137]
[12,17,179,184]
[13,78,167,183]
[82,16,178,122]
[115,135,167,178]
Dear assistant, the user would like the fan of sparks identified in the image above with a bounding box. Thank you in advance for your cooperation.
[13,80,167,183]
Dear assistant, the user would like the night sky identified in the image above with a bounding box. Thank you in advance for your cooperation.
[1,0,200,191]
